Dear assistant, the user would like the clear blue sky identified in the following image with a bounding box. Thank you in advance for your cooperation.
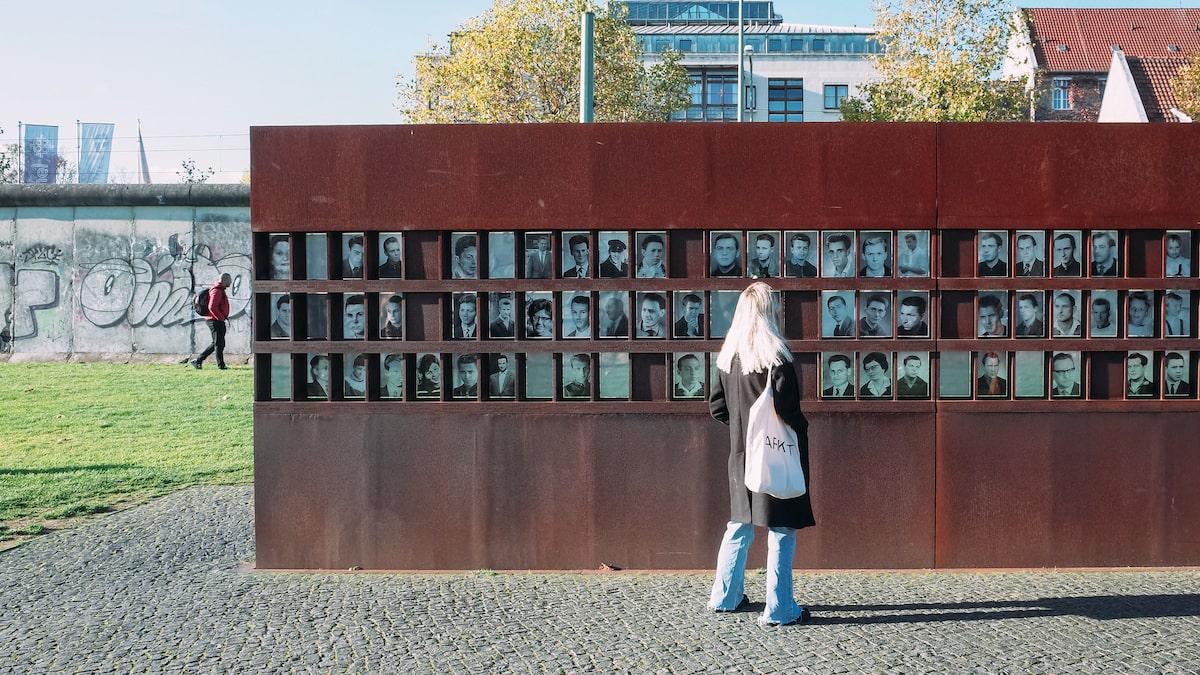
[2,0,1188,182]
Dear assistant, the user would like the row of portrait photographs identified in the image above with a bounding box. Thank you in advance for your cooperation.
[977,230,1195,278]
[822,291,930,339]
[269,351,706,402]
[975,289,1192,339]
[820,350,1197,400]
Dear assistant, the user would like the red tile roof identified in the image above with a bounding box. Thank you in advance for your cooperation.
[1026,7,1200,72]
[1126,56,1186,122]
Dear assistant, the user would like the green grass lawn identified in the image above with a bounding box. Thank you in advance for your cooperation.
[0,362,253,547]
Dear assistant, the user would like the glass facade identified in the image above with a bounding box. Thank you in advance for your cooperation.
[639,33,878,55]
[620,1,782,25]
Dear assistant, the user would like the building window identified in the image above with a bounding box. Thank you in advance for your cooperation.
[768,78,804,122]
[654,39,671,53]
[1052,77,1071,110]
[673,70,738,121]
[789,38,804,51]
[768,38,783,52]
[812,38,826,52]
[678,38,692,51]
[824,84,849,110]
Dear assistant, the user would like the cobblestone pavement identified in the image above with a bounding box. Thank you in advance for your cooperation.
[2,485,1199,674]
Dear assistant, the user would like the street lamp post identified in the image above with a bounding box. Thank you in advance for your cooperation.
[744,45,755,120]
[736,0,744,122]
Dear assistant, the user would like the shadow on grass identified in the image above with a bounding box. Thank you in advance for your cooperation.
[807,594,1200,624]
[0,464,136,476]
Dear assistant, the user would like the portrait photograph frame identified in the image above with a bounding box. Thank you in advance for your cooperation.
[269,292,291,339]
[487,292,517,340]
[782,230,819,278]
[377,232,404,279]
[341,293,366,341]
[523,291,555,340]
[305,352,331,401]
[561,291,593,339]
[523,231,553,280]
[896,230,931,278]
[487,231,516,280]
[709,230,744,278]
[379,292,403,340]
[858,351,894,399]
[976,291,1009,338]
[1051,230,1084,277]
[597,231,630,278]
[1162,350,1193,398]
[1163,289,1191,338]
[896,291,931,338]
[1126,290,1156,338]
[340,232,364,280]
[561,230,592,279]
[414,353,442,401]
[1088,229,1121,277]
[1125,350,1157,399]
[896,351,931,400]
[379,353,405,400]
[1050,290,1082,338]
[267,233,290,280]
[597,290,631,339]
[975,350,1010,399]
[634,230,667,279]
[820,352,856,399]
[634,291,669,338]
[1049,350,1083,399]
[858,231,893,279]
[858,290,892,338]
[708,290,740,339]
[672,290,705,339]
[977,230,1009,278]
[343,352,367,399]
[449,231,479,280]
[562,352,593,400]
[1013,230,1047,278]
[450,352,480,400]
[1088,290,1119,338]
[822,231,856,279]
[1164,230,1193,278]
[486,352,517,400]
[450,291,479,340]
[822,290,856,339]
[745,230,781,279]
[671,351,706,400]
[1013,290,1046,339]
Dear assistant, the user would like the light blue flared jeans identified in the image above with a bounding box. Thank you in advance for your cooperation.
[707,521,803,625]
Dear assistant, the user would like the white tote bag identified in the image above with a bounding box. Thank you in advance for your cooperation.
[743,370,807,498]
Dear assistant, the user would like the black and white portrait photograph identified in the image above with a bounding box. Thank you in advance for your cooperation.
[378,232,403,279]
[1089,230,1120,277]
[562,292,592,339]
[977,230,1008,277]
[822,231,856,278]
[635,291,668,338]
[1127,290,1155,338]
[270,293,290,339]
[488,231,515,280]
[708,290,739,339]
[305,233,328,280]
[524,232,553,280]
[635,231,667,279]
[598,231,629,278]
[822,290,855,339]
[451,353,479,400]
[343,353,366,399]
[896,292,930,338]
[896,230,931,278]
[1050,290,1081,337]
[1013,291,1046,338]
[524,353,553,399]
[415,353,441,400]
[938,351,972,399]
[342,294,366,340]
[977,292,1009,338]
[1089,290,1119,338]
[450,232,478,280]
[380,293,403,339]
[341,233,364,279]
[820,352,856,399]
[1165,231,1193,278]
[673,291,705,339]
[672,352,705,399]
[858,291,891,338]
[267,234,290,280]
[524,291,554,339]
[488,292,517,339]
[746,230,780,278]
[859,232,893,278]
[562,353,592,399]
[269,353,291,400]
[598,291,630,338]
[306,293,327,340]
[1163,351,1192,398]
[599,352,630,400]
[896,352,931,399]
[451,292,478,340]
[709,231,743,278]
[306,353,330,400]
[1126,351,1156,398]
[488,353,516,399]
[561,231,592,279]
[859,351,893,399]
[783,231,819,278]
[975,351,1008,398]
[1051,230,1083,277]
[1163,290,1191,338]
[1013,351,1046,398]
[1014,231,1046,277]
[1050,351,1082,398]
[380,353,405,399]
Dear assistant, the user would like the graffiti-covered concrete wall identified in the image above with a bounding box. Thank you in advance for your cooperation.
[0,185,251,361]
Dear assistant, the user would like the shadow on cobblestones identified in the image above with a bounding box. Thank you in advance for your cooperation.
[810,594,1200,624]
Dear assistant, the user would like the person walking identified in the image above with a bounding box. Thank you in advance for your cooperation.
[192,273,232,370]
[707,281,814,626]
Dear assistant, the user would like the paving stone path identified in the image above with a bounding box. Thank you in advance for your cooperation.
[2,485,1198,673]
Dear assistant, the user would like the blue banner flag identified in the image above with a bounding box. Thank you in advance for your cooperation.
[79,123,115,184]
[23,125,58,184]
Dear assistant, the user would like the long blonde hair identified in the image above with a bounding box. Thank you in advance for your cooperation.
[716,282,792,374]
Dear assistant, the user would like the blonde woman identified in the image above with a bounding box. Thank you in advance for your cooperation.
[707,282,813,626]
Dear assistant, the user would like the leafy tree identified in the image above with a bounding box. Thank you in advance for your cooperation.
[1,142,76,184]
[0,129,11,183]
[1172,52,1200,120]
[397,0,691,123]
[841,0,1029,121]
[177,159,215,184]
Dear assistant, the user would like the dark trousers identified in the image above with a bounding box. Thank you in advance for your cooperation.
[197,319,226,367]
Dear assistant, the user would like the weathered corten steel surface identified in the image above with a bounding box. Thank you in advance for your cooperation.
[936,412,1200,568]
[253,409,934,571]
[250,123,937,232]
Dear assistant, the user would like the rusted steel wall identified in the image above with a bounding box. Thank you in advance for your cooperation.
[252,123,1199,570]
